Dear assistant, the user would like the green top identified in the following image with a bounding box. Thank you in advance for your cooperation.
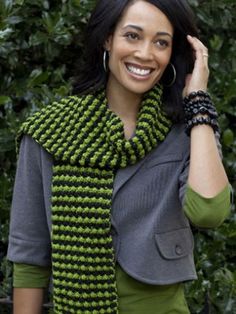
[13,184,231,289]
[184,184,231,228]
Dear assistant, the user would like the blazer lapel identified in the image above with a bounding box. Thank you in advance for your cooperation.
[112,157,146,200]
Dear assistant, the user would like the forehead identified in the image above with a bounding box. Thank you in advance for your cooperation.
[116,0,173,35]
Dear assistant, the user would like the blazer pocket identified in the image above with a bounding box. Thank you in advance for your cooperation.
[155,228,194,260]
[146,153,183,168]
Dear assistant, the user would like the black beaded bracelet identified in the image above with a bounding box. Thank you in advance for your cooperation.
[183,90,211,104]
[184,105,218,121]
[183,91,218,120]
[185,116,219,136]
[183,90,219,136]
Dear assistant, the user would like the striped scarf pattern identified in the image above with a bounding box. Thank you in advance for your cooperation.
[20,86,171,313]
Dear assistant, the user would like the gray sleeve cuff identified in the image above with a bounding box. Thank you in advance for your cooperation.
[8,236,51,267]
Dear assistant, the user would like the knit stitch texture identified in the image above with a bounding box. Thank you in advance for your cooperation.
[19,86,171,313]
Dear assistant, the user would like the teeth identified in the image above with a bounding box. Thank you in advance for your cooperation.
[127,65,151,76]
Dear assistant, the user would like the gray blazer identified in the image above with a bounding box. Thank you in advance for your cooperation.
[8,124,197,285]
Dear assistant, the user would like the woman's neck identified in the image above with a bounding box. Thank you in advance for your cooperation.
[106,84,143,139]
[106,83,142,121]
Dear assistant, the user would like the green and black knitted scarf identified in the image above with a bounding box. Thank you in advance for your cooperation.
[20,85,171,313]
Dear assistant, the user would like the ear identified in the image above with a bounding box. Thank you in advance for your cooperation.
[104,35,112,51]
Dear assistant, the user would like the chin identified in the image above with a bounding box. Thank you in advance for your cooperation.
[127,83,157,95]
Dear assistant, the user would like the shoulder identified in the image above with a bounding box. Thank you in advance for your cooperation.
[22,95,83,129]
[17,95,84,150]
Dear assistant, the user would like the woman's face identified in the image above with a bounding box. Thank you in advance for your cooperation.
[105,0,174,97]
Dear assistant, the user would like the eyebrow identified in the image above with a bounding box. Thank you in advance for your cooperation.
[122,24,173,38]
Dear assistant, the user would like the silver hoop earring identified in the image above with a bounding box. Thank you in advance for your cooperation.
[103,50,109,72]
[164,63,176,87]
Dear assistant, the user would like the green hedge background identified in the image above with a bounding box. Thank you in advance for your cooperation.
[0,0,235,313]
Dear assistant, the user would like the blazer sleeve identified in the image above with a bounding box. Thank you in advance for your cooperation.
[7,135,52,267]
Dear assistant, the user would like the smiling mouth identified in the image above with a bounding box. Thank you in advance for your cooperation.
[126,63,154,77]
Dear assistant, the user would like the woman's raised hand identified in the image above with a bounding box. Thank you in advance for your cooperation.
[183,35,210,97]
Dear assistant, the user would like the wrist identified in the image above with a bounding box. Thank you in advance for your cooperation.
[183,90,219,136]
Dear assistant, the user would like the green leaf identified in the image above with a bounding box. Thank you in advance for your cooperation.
[0,28,13,40]
[210,35,224,51]
[27,69,49,87]
[0,96,11,105]
[5,15,23,24]
[29,31,48,46]
[223,129,234,146]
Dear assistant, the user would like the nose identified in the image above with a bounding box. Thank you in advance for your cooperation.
[134,42,154,60]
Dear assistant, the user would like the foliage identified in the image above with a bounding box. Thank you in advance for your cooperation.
[0,0,93,304]
[186,1,236,313]
[0,0,235,313]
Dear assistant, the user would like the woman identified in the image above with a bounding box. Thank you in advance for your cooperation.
[7,0,231,313]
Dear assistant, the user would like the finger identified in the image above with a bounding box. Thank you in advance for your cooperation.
[187,35,209,66]
[202,53,209,67]
[187,35,208,56]
[196,48,209,67]
[187,35,207,51]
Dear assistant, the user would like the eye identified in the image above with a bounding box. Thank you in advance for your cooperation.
[124,32,139,41]
[155,39,169,49]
